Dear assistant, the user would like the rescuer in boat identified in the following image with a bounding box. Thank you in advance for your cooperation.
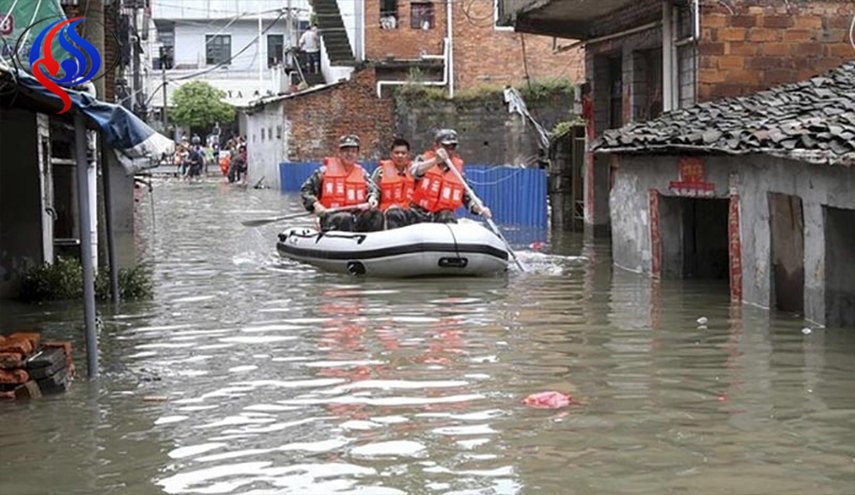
[370,137,416,229]
[300,135,383,232]
[409,129,491,223]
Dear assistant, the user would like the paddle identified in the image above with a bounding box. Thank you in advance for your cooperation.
[440,156,528,272]
[241,203,370,227]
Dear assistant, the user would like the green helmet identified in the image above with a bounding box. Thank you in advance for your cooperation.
[434,129,458,145]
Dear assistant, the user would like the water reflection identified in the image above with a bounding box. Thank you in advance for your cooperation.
[0,178,852,495]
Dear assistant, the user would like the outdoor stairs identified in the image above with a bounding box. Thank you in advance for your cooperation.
[310,0,356,65]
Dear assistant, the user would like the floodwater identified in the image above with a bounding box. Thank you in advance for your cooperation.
[1,178,853,495]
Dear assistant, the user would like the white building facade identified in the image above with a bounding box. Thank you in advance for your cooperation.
[144,0,310,123]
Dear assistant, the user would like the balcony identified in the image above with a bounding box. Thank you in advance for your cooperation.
[514,0,647,39]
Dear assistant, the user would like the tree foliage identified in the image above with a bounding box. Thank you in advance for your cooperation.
[170,81,235,130]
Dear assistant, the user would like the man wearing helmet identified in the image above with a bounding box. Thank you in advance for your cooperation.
[409,129,491,223]
[300,135,383,232]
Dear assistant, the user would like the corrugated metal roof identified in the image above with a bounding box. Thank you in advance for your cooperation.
[593,61,855,167]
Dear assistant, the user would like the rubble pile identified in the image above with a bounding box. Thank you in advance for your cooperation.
[0,332,73,399]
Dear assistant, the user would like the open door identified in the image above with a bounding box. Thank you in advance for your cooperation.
[769,193,804,314]
[824,206,855,327]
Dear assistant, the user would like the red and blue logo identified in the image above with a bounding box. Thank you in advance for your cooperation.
[28,16,101,114]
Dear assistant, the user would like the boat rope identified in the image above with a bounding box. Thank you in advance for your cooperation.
[443,222,461,259]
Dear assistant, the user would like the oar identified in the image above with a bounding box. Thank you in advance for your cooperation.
[241,203,370,227]
[441,156,528,272]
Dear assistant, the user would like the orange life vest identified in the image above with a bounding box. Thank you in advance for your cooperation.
[411,151,465,212]
[319,157,367,208]
[378,160,415,211]
[218,153,230,176]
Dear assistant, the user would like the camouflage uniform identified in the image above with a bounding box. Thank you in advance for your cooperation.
[299,164,382,232]
[409,153,481,223]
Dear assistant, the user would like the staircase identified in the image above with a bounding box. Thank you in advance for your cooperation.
[310,0,356,65]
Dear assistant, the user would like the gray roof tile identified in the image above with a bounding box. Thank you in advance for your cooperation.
[593,61,855,166]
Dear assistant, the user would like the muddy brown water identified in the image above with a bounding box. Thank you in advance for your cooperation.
[1,178,853,494]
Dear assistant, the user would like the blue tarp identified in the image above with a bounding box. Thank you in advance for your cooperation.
[1,64,173,174]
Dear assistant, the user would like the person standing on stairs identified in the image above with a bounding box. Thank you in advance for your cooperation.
[299,24,321,75]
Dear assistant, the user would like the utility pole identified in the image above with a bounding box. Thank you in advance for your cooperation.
[258,9,264,85]
[160,46,169,132]
[132,9,144,117]
[79,0,106,99]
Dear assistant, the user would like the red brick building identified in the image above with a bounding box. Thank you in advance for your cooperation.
[361,0,583,93]
[512,0,855,233]
[255,0,583,171]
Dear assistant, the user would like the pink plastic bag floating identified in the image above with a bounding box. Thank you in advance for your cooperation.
[528,241,547,251]
[522,391,576,409]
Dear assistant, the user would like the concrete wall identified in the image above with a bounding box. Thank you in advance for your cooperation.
[395,91,572,165]
[245,100,287,189]
[0,111,43,298]
[610,153,855,326]
[171,19,286,71]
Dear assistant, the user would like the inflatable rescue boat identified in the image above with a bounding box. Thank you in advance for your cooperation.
[276,220,509,277]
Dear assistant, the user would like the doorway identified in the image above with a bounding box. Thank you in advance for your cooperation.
[769,193,804,314]
[824,205,855,327]
[659,196,729,280]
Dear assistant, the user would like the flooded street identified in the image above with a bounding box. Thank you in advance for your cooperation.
[1,178,853,495]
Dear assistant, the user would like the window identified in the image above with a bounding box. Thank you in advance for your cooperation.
[380,0,398,29]
[495,0,512,29]
[267,34,284,67]
[205,34,231,65]
[608,56,623,129]
[410,2,434,30]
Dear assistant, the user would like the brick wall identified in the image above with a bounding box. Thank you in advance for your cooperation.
[281,68,394,161]
[699,0,855,100]
[363,1,584,90]
[365,0,447,60]
[451,0,583,90]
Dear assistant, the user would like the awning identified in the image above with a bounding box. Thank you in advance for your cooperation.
[1,64,174,174]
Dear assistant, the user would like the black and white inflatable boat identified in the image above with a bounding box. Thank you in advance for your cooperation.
[276,220,509,277]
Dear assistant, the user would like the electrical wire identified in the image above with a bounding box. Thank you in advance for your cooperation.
[849,12,855,52]
[117,8,286,106]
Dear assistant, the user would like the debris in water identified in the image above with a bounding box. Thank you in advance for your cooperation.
[697,316,709,325]
[801,328,812,335]
[522,391,576,409]
[529,241,547,251]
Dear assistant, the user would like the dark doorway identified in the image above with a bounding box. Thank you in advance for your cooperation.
[824,206,855,327]
[659,197,729,280]
[769,193,805,314]
[682,198,729,279]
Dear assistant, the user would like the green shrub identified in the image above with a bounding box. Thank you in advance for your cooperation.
[19,257,153,302]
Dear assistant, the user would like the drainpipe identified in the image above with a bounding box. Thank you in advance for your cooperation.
[376,39,448,97]
[693,0,700,41]
[446,0,454,98]
[662,0,674,111]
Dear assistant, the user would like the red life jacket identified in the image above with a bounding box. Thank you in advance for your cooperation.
[319,157,367,208]
[411,151,465,212]
[378,160,415,211]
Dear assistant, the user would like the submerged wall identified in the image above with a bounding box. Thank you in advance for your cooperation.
[609,153,855,326]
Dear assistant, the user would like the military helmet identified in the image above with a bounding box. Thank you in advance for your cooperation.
[434,128,458,145]
[339,134,360,148]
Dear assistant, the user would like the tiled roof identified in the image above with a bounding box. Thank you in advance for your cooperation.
[594,61,855,166]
